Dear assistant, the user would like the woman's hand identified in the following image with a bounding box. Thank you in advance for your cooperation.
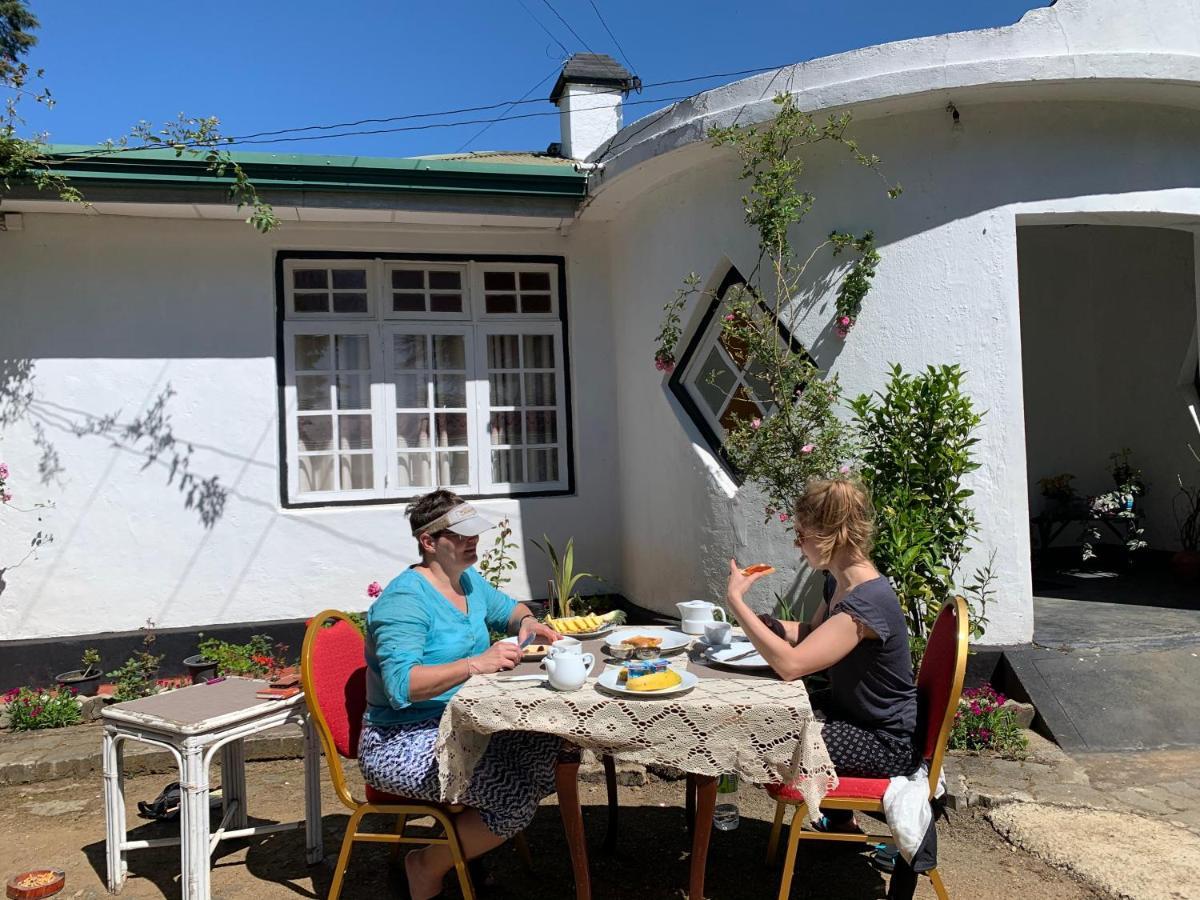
[473,640,523,674]
[726,558,770,604]
[519,616,560,646]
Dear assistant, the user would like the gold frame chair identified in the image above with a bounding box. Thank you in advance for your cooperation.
[764,596,969,900]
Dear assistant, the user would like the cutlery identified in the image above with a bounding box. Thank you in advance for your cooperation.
[718,647,762,664]
[493,674,548,683]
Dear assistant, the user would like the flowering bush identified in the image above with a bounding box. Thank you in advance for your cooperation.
[948,685,1027,756]
[0,460,11,503]
[3,686,82,731]
[197,634,288,677]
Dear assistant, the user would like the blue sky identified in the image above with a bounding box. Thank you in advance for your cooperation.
[18,1,1046,159]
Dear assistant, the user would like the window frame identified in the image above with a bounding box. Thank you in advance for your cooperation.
[275,251,575,509]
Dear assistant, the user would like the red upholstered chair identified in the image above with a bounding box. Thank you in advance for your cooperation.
[300,610,484,899]
[763,596,969,900]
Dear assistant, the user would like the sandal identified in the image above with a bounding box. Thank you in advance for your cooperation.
[810,813,866,835]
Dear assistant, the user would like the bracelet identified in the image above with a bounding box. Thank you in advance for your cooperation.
[516,613,537,631]
[466,657,480,678]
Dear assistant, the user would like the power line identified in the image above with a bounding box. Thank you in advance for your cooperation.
[512,0,571,58]
[539,0,596,54]
[587,0,637,76]
[455,61,564,153]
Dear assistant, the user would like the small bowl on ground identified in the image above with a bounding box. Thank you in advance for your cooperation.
[6,869,65,900]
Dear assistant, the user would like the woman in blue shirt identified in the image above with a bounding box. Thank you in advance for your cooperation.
[358,490,562,900]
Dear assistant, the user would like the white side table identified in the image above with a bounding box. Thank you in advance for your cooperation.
[100,677,323,899]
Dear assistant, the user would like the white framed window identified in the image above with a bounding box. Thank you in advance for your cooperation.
[679,316,772,439]
[279,256,570,505]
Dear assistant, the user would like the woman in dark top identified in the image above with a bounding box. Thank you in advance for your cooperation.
[725,478,919,827]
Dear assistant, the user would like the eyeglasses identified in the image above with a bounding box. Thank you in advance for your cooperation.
[432,530,473,544]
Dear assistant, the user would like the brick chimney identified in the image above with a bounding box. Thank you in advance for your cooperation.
[550,53,637,161]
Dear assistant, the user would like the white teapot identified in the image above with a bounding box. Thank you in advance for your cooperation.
[544,651,595,691]
[676,600,727,635]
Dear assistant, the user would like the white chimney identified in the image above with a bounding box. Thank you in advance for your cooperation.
[550,54,637,161]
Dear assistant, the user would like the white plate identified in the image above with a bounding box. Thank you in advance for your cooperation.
[550,622,616,640]
[498,636,553,661]
[705,644,772,670]
[605,628,691,653]
[595,667,698,698]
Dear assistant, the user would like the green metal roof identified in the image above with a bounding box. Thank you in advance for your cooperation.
[41,145,587,200]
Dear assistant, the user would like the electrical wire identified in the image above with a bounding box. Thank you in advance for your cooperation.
[512,0,571,58]
[455,61,564,153]
[587,0,637,75]
[539,0,596,54]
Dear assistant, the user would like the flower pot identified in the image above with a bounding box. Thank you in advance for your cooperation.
[54,668,102,696]
[183,654,218,684]
[1170,550,1200,581]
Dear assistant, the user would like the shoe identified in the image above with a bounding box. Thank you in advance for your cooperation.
[810,813,866,835]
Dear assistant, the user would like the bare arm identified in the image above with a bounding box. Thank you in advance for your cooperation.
[407,641,523,702]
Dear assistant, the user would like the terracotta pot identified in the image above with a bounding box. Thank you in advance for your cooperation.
[54,668,101,697]
[1170,550,1200,581]
[183,654,218,684]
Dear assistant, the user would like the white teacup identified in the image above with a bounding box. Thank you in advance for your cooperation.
[704,621,733,646]
[548,637,582,656]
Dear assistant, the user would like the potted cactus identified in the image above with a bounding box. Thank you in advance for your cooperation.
[55,647,103,696]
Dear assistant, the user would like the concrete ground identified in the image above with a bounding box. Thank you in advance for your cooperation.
[0,755,1102,900]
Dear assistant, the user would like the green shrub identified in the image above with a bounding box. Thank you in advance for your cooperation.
[197,634,286,677]
[4,686,83,730]
[107,652,163,702]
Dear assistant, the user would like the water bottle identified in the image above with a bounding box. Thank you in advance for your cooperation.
[713,773,740,831]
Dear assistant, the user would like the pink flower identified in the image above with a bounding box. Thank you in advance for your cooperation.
[969,701,982,716]
[978,728,992,742]
[724,314,735,322]
[366,581,383,599]
[1,491,11,503]
[779,513,791,523]
[0,462,8,479]
[654,356,676,373]
[835,326,849,339]
[839,465,851,475]
[751,418,762,430]
[801,444,815,454]
[838,316,851,326]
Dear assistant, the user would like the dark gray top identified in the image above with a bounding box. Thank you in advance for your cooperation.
[823,574,918,739]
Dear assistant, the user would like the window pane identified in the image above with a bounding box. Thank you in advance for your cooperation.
[340,454,373,490]
[396,413,431,448]
[521,294,552,314]
[299,455,334,492]
[525,411,557,445]
[336,374,370,410]
[430,294,463,313]
[435,413,468,447]
[745,358,772,402]
[298,416,332,452]
[339,415,373,450]
[487,335,520,369]
[434,374,465,408]
[433,335,466,370]
[719,385,761,431]
[491,449,524,483]
[294,269,328,290]
[489,411,521,445]
[332,292,368,314]
[524,373,556,406]
[520,271,551,291]
[523,334,555,368]
[332,269,367,289]
[489,373,521,406]
[719,330,750,369]
[295,334,332,370]
[429,271,462,290]
[696,347,735,415]
[294,293,328,313]
[296,375,332,411]
[395,374,427,408]
[397,453,433,487]
[336,334,370,370]
[393,334,427,370]
[486,294,518,314]
[392,270,424,290]
[393,293,426,313]
[484,271,516,291]
[527,447,559,482]
[437,451,470,485]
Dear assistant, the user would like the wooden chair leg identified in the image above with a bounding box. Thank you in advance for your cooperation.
[514,831,534,871]
[328,807,366,900]
[391,813,409,861]
[602,754,618,853]
[555,758,591,900]
[766,800,787,865]
[928,866,949,900]
[776,804,806,900]
[685,773,696,831]
[432,808,475,900]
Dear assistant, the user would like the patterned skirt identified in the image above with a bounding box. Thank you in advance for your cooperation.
[358,719,561,838]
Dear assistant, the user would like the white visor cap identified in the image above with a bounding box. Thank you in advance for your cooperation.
[413,502,497,538]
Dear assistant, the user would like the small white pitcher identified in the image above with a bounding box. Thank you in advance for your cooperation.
[544,652,595,691]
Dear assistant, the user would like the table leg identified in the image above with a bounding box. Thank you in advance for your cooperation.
[602,754,618,853]
[685,775,696,832]
[102,731,127,894]
[179,744,212,900]
[689,774,717,900]
[219,739,248,829]
[555,758,591,900]
[302,713,324,864]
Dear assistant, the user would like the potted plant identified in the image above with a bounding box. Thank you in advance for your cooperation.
[1172,446,1200,581]
[55,647,103,696]
[183,649,218,684]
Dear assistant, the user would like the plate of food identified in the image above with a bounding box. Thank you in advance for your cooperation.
[704,643,772,671]
[545,610,626,639]
[498,636,552,662]
[605,629,691,654]
[596,665,697,697]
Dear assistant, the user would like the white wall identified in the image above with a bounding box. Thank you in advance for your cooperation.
[601,99,1200,646]
[1019,224,1198,549]
[0,214,621,640]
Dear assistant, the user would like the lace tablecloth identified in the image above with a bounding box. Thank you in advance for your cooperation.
[435,664,836,821]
